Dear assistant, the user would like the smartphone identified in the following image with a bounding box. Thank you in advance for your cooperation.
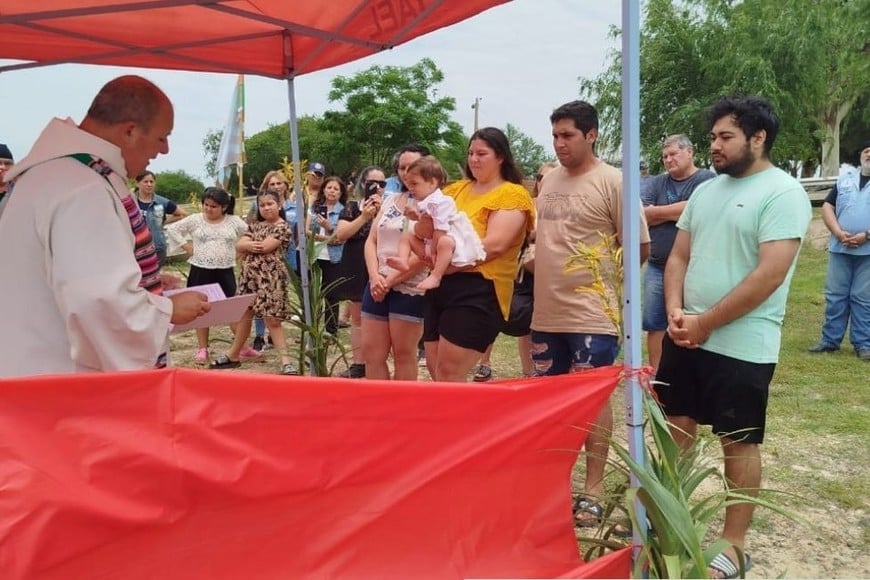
[364,180,380,199]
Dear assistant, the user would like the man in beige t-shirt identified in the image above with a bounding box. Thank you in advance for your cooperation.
[532,100,650,527]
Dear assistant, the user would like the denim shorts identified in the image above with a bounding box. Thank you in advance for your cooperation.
[642,262,668,331]
[361,284,424,323]
[530,331,620,375]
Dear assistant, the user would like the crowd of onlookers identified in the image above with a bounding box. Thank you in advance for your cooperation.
[162,129,540,381]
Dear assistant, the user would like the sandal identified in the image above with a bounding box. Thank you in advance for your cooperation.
[281,363,299,375]
[708,552,752,579]
[193,348,209,365]
[573,496,604,527]
[239,345,263,361]
[209,355,241,369]
[472,364,493,382]
[573,496,632,538]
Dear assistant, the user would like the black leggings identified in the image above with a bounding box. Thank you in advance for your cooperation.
[318,259,343,335]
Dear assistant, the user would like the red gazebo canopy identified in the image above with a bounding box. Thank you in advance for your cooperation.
[0,0,510,77]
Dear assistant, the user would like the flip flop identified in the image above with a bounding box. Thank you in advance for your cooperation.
[708,552,753,579]
[210,355,241,369]
[572,496,632,538]
[573,496,604,527]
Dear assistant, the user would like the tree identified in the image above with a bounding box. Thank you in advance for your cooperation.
[579,0,869,176]
[216,59,469,184]
[155,170,206,204]
[202,128,223,179]
[320,58,467,177]
[244,115,334,184]
[505,123,548,179]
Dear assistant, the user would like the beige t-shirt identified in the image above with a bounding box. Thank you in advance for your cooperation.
[531,162,650,335]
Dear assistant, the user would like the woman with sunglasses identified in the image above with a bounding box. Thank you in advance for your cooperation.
[332,166,384,378]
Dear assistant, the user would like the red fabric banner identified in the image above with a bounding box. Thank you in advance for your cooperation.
[0,367,630,579]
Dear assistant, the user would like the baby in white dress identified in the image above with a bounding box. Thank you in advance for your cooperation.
[386,156,485,290]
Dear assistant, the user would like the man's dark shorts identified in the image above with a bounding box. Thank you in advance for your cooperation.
[654,334,775,444]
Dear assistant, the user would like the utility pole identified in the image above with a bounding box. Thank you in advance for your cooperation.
[471,97,481,132]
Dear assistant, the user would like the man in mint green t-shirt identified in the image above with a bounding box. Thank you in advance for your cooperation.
[654,96,811,580]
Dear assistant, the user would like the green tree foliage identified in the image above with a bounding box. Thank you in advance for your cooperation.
[836,84,870,165]
[505,123,548,179]
[205,59,469,185]
[202,128,222,179]
[320,58,468,178]
[580,0,869,176]
[244,116,326,186]
[155,170,206,203]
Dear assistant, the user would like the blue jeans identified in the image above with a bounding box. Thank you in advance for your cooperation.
[642,262,668,331]
[530,331,620,375]
[254,317,266,339]
[819,252,870,351]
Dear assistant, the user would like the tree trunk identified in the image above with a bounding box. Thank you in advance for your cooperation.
[820,100,853,177]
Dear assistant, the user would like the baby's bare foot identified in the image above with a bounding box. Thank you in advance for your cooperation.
[385,256,410,272]
[416,275,441,291]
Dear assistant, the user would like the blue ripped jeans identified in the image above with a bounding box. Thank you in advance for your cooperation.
[530,331,620,375]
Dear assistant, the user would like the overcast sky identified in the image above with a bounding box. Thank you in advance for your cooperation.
[0,1,622,181]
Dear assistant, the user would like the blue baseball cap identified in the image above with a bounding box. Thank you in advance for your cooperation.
[308,162,326,175]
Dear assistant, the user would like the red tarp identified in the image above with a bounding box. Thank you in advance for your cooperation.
[0,1,512,77]
[0,367,630,579]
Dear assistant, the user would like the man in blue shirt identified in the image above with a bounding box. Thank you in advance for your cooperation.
[641,134,714,369]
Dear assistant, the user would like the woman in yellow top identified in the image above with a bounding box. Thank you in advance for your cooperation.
[417,127,535,382]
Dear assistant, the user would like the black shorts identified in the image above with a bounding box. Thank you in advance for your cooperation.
[654,334,775,444]
[422,272,504,353]
[187,264,237,298]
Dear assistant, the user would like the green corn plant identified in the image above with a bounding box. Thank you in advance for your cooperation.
[286,235,348,377]
[565,231,623,337]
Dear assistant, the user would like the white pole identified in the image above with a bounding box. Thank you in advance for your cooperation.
[286,76,314,370]
[620,0,648,558]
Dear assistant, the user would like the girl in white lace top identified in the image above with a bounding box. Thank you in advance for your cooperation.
[166,188,252,364]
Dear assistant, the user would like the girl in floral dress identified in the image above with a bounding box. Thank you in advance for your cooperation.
[211,190,298,375]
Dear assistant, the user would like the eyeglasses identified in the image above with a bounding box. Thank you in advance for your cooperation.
[310,171,324,178]
[365,180,387,188]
